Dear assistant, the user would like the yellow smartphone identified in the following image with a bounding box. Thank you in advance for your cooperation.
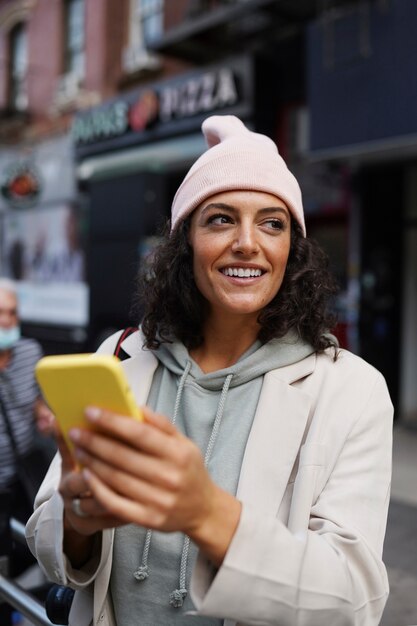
[35,353,142,453]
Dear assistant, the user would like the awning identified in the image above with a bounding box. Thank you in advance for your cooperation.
[308,133,417,166]
[77,133,207,182]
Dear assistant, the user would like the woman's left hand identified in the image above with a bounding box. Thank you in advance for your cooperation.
[68,405,241,565]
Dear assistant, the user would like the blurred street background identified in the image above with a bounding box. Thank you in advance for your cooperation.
[0,0,416,624]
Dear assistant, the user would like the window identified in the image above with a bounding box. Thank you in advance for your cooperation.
[64,0,85,78]
[123,0,163,73]
[140,0,164,45]
[9,22,28,111]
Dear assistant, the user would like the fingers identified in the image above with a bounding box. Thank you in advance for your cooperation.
[60,472,125,536]
[60,404,212,535]
[74,448,177,509]
[73,435,179,489]
[72,406,182,463]
[63,504,126,535]
[60,469,90,500]
[82,468,163,529]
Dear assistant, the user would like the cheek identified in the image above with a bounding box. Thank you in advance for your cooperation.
[272,245,291,274]
[192,245,211,288]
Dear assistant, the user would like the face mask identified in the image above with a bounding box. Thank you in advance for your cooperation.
[0,325,21,350]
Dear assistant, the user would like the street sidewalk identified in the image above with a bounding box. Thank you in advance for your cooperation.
[380,425,417,626]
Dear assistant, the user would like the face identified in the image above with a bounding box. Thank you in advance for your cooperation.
[0,289,18,330]
[189,190,291,324]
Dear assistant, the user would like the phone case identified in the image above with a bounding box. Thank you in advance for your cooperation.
[35,353,142,451]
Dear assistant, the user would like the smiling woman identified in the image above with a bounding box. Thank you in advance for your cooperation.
[139,204,337,355]
[26,116,393,626]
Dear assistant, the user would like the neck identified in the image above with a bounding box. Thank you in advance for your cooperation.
[191,314,260,373]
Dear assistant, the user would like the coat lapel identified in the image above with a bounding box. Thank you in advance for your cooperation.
[236,354,316,514]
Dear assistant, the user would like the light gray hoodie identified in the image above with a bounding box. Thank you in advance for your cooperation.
[110,333,314,626]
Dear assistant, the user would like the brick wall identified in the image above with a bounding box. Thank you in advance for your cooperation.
[27,0,63,117]
[0,28,8,109]
[0,0,195,137]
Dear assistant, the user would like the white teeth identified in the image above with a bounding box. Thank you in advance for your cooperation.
[223,268,262,277]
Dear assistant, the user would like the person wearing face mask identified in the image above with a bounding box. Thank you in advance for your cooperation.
[0,278,55,624]
[0,279,54,533]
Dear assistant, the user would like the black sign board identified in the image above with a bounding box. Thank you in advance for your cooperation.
[73,56,254,159]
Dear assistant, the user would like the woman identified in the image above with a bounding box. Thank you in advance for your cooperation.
[26,116,393,626]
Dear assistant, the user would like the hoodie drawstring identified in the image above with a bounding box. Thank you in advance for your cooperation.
[133,361,234,610]
[169,372,233,608]
[133,361,192,583]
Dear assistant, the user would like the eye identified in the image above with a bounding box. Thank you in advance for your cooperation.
[263,218,285,231]
[207,213,233,225]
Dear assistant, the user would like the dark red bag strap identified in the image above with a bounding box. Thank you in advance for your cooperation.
[113,326,138,361]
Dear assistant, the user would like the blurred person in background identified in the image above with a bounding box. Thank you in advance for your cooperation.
[0,278,55,623]
[27,117,393,626]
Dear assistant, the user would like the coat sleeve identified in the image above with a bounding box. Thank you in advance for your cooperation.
[25,331,123,587]
[191,371,393,626]
[25,452,114,591]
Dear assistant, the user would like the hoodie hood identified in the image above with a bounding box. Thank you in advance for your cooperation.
[151,330,315,391]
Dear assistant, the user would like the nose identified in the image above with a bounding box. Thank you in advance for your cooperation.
[231,224,259,255]
[0,316,13,328]
[0,310,17,328]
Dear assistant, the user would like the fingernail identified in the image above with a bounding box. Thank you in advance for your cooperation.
[69,428,81,441]
[82,468,92,481]
[74,447,86,461]
[85,406,101,421]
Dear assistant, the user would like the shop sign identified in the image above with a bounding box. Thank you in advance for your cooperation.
[72,66,239,146]
[159,68,238,122]
[72,101,129,146]
[1,162,42,208]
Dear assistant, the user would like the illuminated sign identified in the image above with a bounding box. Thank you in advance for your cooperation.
[1,162,42,208]
[159,68,238,122]
[72,66,240,146]
[72,101,129,145]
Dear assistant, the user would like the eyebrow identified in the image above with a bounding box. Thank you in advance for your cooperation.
[201,202,290,217]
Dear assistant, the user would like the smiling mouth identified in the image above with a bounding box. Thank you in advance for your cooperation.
[220,267,264,278]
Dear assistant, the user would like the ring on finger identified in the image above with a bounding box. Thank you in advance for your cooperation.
[71,497,89,518]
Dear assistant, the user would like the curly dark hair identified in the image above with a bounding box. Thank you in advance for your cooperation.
[136,218,339,354]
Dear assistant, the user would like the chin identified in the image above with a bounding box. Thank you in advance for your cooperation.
[222,300,267,317]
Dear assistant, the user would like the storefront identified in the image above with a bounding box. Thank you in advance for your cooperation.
[307,0,417,419]
[0,134,87,352]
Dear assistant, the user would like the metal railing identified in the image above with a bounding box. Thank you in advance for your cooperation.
[0,517,53,626]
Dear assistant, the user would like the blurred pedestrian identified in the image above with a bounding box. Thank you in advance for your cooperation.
[0,279,54,581]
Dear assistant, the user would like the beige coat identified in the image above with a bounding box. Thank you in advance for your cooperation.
[26,331,393,626]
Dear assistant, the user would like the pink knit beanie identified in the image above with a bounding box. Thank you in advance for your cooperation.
[171,115,305,236]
